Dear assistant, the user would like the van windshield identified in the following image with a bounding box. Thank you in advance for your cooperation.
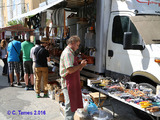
[130,15,160,44]
[112,16,144,45]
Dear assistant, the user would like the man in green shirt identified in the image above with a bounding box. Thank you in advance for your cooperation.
[21,38,34,90]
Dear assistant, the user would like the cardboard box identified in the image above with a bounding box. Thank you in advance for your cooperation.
[46,84,54,90]
[55,92,64,103]
[89,92,106,107]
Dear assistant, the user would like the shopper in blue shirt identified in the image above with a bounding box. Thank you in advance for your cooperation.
[7,36,21,87]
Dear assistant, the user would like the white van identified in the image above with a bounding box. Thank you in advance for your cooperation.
[79,0,160,93]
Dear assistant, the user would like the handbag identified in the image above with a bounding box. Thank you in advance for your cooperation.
[12,42,22,61]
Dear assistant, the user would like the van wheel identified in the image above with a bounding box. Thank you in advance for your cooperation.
[132,83,156,120]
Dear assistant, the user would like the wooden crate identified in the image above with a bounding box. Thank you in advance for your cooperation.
[89,92,107,108]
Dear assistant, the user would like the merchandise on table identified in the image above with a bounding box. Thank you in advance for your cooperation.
[89,77,160,113]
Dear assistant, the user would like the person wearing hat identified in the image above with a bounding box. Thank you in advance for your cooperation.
[30,40,41,91]
[34,37,50,98]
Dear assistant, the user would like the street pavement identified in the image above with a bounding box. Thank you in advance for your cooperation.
[0,61,64,120]
[0,60,142,120]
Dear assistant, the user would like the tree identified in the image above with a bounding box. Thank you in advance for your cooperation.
[7,20,24,26]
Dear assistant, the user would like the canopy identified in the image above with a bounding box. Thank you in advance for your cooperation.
[0,24,34,32]
[130,15,160,44]
[10,0,94,21]
[10,0,64,21]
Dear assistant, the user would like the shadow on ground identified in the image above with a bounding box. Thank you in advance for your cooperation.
[0,61,23,90]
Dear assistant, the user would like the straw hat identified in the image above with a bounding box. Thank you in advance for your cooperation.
[41,37,49,43]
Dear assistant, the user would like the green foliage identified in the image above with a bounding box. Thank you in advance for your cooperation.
[7,20,24,26]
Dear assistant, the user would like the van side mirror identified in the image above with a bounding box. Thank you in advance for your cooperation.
[123,32,145,50]
[123,32,132,49]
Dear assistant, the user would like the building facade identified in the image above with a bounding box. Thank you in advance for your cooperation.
[0,0,46,28]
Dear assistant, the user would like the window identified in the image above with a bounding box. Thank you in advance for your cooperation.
[112,16,129,44]
[112,16,143,45]
[26,3,29,12]
[12,0,15,10]
[130,21,143,45]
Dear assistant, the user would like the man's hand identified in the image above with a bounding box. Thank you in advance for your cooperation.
[67,59,87,74]
[81,59,87,67]
[80,59,87,71]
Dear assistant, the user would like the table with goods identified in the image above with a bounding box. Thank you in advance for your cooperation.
[87,76,160,120]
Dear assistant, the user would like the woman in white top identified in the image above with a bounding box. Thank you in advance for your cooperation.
[0,39,8,75]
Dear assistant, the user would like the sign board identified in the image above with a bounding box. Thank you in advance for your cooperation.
[112,0,160,14]
[5,31,11,37]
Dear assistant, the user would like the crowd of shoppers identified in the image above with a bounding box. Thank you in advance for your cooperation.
[1,35,87,120]
[0,36,51,98]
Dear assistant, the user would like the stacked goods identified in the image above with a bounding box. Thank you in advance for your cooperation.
[124,89,146,97]
[55,89,65,103]
[146,106,160,112]
[139,101,152,108]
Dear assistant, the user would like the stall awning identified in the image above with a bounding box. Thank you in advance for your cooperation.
[0,24,34,32]
[10,0,64,21]
[130,15,160,45]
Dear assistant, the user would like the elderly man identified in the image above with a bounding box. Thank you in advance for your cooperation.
[59,35,87,120]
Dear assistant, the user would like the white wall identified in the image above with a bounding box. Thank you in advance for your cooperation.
[13,0,25,18]
[7,0,13,21]
[0,0,4,27]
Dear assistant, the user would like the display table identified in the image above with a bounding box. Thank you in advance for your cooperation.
[88,79,160,120]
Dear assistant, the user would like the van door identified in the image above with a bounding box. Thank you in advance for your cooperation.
[106,12,144,76]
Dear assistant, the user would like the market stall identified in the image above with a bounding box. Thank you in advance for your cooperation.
[0,24,34,39]
[87,78,160,120]
[6,1,160,119]
[0,24,34,32]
